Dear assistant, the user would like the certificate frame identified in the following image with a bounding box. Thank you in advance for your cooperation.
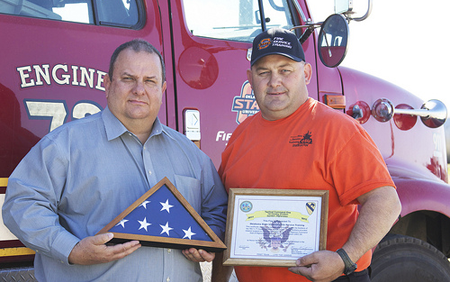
[223,188,328,267]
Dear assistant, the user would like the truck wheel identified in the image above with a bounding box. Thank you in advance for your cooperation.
[371,235,450,282]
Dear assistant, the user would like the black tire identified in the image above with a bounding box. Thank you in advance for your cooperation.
[371,235,450,282]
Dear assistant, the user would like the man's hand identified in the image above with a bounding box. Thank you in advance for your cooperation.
[288,250,344,282]
[182,248,215,262]
[68,233,141,265]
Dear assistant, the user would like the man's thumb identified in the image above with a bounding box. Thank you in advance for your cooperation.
[94,233,114,245]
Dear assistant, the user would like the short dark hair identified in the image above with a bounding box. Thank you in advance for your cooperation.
[108,39,166,84]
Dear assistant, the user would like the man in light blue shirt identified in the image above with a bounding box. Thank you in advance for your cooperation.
[2,39,227,281]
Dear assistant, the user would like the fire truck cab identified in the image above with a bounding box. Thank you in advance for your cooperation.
[1,0,449,280]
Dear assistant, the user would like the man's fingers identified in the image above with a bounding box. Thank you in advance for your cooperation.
[95,233,141,258]
[199,249,215,262]
[182,248,195,260]
[296,253,316,267]
[182,248,215,262]
[69,234,141,265]
[108,240,141,258]
[288,265,312,277]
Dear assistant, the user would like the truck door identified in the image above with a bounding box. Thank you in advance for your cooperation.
[0,0,166,266]
[0,0,166,179]
[167,0,318,167]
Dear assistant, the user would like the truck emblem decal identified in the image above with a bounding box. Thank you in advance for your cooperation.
[231,81,260,124]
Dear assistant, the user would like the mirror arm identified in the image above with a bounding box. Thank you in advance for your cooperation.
[291,23,322,44]
[346,0,373,22]
[299,26,314,44]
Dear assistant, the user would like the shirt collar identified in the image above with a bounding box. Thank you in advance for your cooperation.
[102,107,165,142]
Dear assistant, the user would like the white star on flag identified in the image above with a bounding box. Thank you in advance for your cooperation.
[160,199,174,213]
[160,221,173,236]
[182,227,196,240]
[116,219,129,228]
[140,200,151,209]
[138,217,152,232]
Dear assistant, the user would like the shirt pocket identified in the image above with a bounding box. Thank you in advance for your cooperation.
[174,174,201,214]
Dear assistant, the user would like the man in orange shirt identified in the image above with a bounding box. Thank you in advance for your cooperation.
[217,28,401,282]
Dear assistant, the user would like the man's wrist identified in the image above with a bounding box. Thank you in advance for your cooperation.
[336,248,357,275]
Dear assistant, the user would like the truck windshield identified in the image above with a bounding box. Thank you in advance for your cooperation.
[183,0,295,42]
[0,0,140,27]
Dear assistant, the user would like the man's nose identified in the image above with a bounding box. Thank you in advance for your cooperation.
[133,81,145,95]
[268,73,282,88]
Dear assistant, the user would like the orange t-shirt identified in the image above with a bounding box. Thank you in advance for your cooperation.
[219,98,395,282]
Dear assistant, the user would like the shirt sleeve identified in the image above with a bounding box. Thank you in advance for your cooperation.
[330,126,395,206]
[2,136,80,265]
[199,158,228,241]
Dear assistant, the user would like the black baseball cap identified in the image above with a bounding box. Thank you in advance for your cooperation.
[251,28,305,66]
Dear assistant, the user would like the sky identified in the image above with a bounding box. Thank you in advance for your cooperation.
[307,0,450,109]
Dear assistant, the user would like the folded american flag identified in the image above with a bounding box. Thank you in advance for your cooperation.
[98,177,226,252]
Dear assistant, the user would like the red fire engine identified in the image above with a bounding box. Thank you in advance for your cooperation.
[0,0,449,281]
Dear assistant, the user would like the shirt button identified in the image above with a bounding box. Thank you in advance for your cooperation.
[148,170,152,175]
[166,277,170,282]
[167,249,171,253]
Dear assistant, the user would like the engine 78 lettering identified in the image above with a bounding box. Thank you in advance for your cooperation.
[17,64,107,91]
[24,99,103,133]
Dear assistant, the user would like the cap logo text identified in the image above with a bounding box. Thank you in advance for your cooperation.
[272,36,293,49]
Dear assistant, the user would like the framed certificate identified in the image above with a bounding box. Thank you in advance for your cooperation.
[223,188,328,267]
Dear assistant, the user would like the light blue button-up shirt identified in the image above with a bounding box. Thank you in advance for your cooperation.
[3,107,227,282]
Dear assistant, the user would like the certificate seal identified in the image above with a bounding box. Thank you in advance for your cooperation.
[240,201,253,212]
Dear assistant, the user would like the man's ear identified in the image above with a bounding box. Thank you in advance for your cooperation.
[104,74,111,98]
[246,69,253,86]
[303,63,312,85]
[162,81,167,93]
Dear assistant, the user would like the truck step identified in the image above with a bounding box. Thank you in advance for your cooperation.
[0,267,36,282]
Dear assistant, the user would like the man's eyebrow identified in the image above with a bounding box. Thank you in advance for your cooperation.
[277,63,294,68]
[254,66,269,72]
[144,75,159,81]
[121,72,134,77]
[254,62,294,71]
[121,72,159,80]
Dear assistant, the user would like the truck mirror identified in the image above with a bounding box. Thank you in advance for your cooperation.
[318,14,349,68]
[336,0,373,22]
[335,0,353,14]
